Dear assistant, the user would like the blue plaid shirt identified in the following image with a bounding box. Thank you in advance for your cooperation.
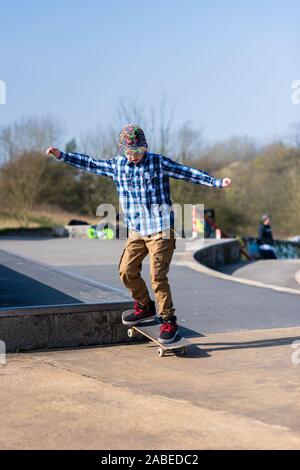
[59,151,223,236]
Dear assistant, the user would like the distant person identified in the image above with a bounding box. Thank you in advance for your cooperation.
[45,124,232,344]
[258,214,277,259]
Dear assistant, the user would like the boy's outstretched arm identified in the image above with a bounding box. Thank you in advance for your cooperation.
[45,147,115,180]
[161,155,231,188]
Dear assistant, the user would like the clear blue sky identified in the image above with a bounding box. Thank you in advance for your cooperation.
[0,0,299,147]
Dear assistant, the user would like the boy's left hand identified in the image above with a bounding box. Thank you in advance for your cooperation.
[222,177,232,188]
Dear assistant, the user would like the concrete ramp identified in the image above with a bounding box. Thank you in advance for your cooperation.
[0,250,133,352]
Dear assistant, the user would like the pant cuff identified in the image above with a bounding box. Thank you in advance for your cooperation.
[136,296,152,306]
[160,307,176,320]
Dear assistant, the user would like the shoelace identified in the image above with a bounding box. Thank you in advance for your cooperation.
[161,322,176,333]
[134,300,144,315]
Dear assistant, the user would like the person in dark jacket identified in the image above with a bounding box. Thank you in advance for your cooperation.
[258,214,277,259]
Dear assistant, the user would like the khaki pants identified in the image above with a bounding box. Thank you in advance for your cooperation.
[118,228,176,320]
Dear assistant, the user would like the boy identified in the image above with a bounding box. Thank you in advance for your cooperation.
[46,124,232,344]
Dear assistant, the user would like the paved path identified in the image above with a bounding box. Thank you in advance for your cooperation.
[217,259,300,291]
[1,237,300,449]
[0,249,129,308]
[1,327,300,449]
[1,238,299,334]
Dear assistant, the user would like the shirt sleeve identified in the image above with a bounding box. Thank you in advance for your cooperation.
[58,151,115,180]
[160,155,223,188]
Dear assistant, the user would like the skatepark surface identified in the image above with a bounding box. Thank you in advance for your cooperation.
[216,259,300,291]
[1,237,300,449]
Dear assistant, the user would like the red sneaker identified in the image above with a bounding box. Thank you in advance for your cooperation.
[122,300,156,325]
[158,316,179,344]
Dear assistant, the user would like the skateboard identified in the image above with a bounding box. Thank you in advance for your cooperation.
[122,310,190,357]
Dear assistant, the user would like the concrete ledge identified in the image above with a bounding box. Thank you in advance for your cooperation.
[193,238,241,268]
[0,301,134,353]
[244,236,300,259]
[174,239,300,296]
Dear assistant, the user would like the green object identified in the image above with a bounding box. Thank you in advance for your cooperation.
[103,228,114,240]
[87,226,97,239]
[87,226,114,240]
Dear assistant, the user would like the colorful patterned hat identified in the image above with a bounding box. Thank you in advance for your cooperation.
[118,124,148,152]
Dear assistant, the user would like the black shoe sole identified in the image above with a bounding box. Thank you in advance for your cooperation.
[123,314,157,326]
[157,329,179,344]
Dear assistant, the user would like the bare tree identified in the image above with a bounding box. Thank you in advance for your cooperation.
[200,136,259,169]
[287,122,300,148]
[79,125,118,158]
[115,96,146,128]
[114,94,174,155]
[0,115,64,164]
[157,94,173,155]
[0,151,48,225]
[174,121,203,163]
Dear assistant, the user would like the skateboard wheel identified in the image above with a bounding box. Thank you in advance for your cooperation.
[127,328,135,338]
[158,348,164,357]
[180,348,186,356]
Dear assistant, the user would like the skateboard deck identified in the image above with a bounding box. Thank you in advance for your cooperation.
[122,310,190,357]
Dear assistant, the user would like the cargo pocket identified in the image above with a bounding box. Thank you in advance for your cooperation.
[161,228,177,250]
[153,252,172,282]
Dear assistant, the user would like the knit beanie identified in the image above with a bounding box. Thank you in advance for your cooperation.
[118,124,148,152]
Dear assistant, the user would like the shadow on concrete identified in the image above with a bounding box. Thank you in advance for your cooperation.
[179,325,205,338]
[0,265,82,308]
[146,342,210,358]
[215,260,256,275]
[140,334,300,359]
[119,323,210,359]
[19,327,210,359]
[200,335,300,352]
[148,334,300,359]
[115,340,211,359]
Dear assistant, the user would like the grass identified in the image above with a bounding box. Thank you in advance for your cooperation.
[0,205,101,233]
[0,205,293,240]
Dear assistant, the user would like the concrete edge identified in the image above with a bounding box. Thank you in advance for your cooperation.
[0,301,135,353]
[0,248,130,298]
[0,301,133,318]
[193,238,241,268]
[174,240,300,297]
[183,260,300,296]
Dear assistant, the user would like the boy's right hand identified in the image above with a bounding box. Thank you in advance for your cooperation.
[45,147,61,159]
